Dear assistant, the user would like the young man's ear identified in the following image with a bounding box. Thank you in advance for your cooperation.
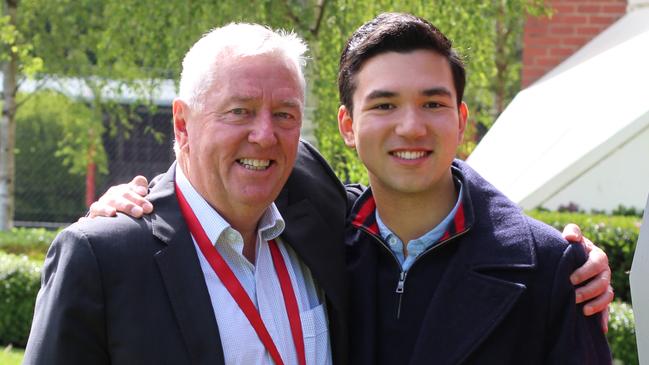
[457,101,469,143]
[337,105,356,148]
[173,98,190,151]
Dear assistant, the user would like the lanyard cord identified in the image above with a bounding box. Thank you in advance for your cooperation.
[175,184,307,365]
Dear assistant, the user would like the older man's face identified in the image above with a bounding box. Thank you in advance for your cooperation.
[177,53,303,217]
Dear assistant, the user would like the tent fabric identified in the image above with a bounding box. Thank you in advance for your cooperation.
[467,8,649,211]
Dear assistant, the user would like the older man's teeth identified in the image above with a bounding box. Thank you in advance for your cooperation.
[238,158,271,170]
[392,151,427,160]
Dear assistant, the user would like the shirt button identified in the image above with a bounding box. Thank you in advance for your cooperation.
[388,237,397,246]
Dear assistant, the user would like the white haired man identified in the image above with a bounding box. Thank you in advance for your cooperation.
[23,24,348,365]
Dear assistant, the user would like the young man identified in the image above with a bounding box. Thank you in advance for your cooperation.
[338,13,610,363]
[89,14,613,364]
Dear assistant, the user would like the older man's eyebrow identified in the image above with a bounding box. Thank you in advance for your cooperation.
[278,99,302,109]
[366,90,398,101]
[422,87,453,98]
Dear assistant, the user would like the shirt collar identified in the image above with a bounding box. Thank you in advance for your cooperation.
[175,166,285,249]
[375,177,464,253]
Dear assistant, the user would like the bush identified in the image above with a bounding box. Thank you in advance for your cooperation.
[0,252,41,347]
[529,210,640,302]
[608,301,638,365]
[0,228,57,261]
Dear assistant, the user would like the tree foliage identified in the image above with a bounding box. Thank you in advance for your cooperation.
[0,0,546,226]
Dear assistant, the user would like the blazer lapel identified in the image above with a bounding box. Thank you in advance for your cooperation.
[149,164,225,365]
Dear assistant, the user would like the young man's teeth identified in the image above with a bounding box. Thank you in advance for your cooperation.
[393,151,426,160]
[238,158,271,170]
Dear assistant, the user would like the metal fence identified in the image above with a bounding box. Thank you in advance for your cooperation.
[14,106,175,226]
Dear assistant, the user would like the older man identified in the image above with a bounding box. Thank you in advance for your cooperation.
[24,24,347,365]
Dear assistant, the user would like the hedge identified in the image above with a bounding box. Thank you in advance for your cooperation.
[0,252,41,347]
[608,301,638,365]
[0,228,58,262]
[529,210,640,302]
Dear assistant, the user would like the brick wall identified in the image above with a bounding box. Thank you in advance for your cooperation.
[522,0,627,87]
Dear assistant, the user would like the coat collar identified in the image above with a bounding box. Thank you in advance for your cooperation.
[348,163,474,251]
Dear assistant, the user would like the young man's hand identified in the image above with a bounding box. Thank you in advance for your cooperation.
[80,176,153,222]
[562,223,613,333]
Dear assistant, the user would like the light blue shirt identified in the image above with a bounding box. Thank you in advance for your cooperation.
[376,180,463,271]
[176,167,332,365]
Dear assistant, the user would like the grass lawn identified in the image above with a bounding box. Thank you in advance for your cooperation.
[0,345,24,365]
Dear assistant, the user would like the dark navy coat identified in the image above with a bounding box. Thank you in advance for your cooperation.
[345,160,611,365]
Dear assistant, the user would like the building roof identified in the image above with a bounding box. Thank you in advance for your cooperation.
[467,7,649,210]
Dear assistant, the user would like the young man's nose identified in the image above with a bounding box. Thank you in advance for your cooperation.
[395,108,427,138]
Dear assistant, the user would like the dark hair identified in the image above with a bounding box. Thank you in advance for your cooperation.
[338,12,466,114]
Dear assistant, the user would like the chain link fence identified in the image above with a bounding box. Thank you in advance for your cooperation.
[14,106,175,227]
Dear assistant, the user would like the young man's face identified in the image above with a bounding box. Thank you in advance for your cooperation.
[338,50,468,197]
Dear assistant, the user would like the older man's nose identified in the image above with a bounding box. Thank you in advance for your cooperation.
[248,112,278,147]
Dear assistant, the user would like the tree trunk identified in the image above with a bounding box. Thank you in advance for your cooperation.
[0,0,19,230]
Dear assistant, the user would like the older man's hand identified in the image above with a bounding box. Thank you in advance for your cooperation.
[562,223,614,333]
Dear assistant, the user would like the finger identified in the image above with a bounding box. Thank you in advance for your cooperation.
[561,223,583,242]
[575,269,610,303]
[88,201,117,218]
[600,307,609,333]
[103,194,149,218]
[582,285,614,317]
[123,190,153,214]
[129,175,149,196]
[570,245,608,285]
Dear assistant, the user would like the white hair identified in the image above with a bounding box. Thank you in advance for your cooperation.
[178,23,308,112]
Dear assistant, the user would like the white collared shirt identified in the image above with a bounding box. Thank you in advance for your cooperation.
[175,167,332,365]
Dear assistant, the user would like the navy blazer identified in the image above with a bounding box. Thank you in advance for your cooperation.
[24,141,349,365]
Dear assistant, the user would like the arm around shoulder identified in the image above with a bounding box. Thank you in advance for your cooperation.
[23,227,109,365]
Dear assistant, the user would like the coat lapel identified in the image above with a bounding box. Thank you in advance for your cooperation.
[409,212,537,365]
[149,164,225,365]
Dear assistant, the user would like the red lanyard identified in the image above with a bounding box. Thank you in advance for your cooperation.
[175,184,307,365]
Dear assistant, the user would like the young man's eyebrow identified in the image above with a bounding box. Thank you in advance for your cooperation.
[422,87,453,98]
[366,90,397,101]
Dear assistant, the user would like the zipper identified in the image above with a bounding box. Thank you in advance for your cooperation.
[358,225,471,319]
[396,271,407,318]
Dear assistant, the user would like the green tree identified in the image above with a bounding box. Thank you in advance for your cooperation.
[1,0,546,228]
[0,0,43,230]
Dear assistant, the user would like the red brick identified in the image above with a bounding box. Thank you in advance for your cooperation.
[550,47,575,57]
[590,15,617,25]
[524,47,550,57]
[576,26,601,36]
[553,15,588,24]
[553,4,577,14]
[534,36,563,46]
[562,36,588,46]
[535,57,561,67]
[551,26,575,35]
[577,5,600,13]
[602,4,626,14]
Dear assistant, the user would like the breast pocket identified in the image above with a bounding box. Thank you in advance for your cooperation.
[301,303,331,365]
